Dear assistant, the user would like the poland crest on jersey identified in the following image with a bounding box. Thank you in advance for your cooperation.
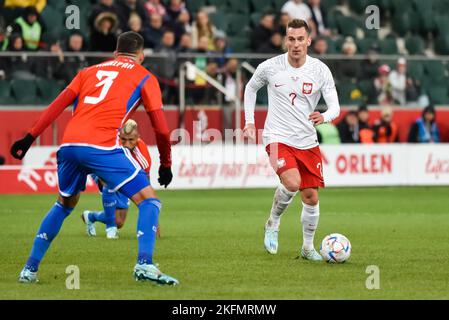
[302,82,313,94]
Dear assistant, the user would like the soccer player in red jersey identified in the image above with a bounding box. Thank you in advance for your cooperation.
[82,120,161,239]
[11,32,178,285]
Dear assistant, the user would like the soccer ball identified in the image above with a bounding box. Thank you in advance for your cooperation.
[320,233,351,263]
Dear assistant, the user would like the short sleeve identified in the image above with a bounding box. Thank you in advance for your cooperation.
[141,74,163,112]
[66,71,83,95]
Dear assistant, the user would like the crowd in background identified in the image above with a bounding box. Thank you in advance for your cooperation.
[316,104,441,144]
[0,0,445,146]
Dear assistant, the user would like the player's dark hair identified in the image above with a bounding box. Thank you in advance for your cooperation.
[116,31,144,55]
[287,19,310,34]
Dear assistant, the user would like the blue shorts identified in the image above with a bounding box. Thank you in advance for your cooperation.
[57,145,149,199]
[91,174,130,209]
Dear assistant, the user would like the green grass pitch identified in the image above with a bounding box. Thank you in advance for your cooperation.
[1,187,449,299]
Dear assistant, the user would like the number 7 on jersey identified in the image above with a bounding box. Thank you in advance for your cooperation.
[84,70,119,105]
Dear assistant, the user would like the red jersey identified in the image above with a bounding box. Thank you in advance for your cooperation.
[62,57,162,148]
[131,138,151,174]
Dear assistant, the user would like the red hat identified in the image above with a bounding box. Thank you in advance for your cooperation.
[378,64,391,75]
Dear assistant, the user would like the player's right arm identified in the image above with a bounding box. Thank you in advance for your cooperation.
[10,72,82,160]
[243,62,268,141]
[140,74,173,188]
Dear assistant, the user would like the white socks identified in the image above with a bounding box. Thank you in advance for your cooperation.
[267,184,297,230]
[301,201,320,250]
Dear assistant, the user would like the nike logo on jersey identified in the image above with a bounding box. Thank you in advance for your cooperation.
[274,84,286,87]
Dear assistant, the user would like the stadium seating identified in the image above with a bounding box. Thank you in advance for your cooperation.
[0,81,14,105]
[36,79,63,104]
[225,13,250,37]
[405,36,425,55]
[11,80,37,105]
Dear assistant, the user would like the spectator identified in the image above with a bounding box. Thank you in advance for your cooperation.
[316,123,341,144]
[281,0,316,36]
[166,0,186,25]
[191,10,217,50]
[357,105,374,143]
[277,12,290,37]
[222,58,240,128]
[374,64,393,105]
[408,106,440,143]
[6,33,40,79]
[10,6,43,50]
[0,27,9,52]
[213,31,231,69]
[389,57,407,106]
[53,33,88,84]
[89,0,121,33]
[171,9,192,45]
[357,104,369,128]
[359,49,380,80]
[311,37,328,55]
[338,36,359,80]
[146,13,165,49]
[259,32,284,54]
[337,110,359,143]
[4,0,46,12]
[90,11,119,51]
[116,0,149,32]
[373,107,398,143]
[177,32,193,53]
[155,30,178,104]
[281,0,312,21]
[307,0,331,36]
[190,35,216,104]
[250,12,275,51]
[126,12,152,48]
[144,0,167,20]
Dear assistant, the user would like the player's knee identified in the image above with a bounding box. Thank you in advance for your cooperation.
[302,190,319,206]
[58,194,80,209]
[282,179,300,192]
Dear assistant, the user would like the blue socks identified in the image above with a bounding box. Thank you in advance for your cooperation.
[25,202,73,272]
[88,188,117,229]
[136,198,161,265]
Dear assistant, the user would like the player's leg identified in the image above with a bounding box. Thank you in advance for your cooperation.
[82,188,118,238]
[19,147,86,283]
[115,208,128,229]
[92,147,178,285]
[264,143,299,254]
[296,146,325,261]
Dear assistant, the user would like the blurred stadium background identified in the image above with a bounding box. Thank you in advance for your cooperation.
[1,0,449,300]
[1,0,448,190]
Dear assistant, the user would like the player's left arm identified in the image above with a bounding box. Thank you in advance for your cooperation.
[10,72,82,160]
[309,65,340,126]
[141,75,173,188]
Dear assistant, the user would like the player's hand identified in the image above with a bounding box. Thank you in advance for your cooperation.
[309,112,324,126]
[10,133,35,160]
[158,165,173,188]
[243,124,256,142]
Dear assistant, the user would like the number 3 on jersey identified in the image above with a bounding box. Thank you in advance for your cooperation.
[84,70,119,104]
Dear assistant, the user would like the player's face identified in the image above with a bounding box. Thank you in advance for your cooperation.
[285,27,311,60]
[120,130,139,150]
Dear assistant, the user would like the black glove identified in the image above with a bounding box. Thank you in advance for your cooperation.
[10,133,35,160]
[158,165,173,188]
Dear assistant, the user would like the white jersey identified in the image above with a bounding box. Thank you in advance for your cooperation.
[244,53,340,150]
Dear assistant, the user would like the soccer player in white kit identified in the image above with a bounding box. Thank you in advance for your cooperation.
[243,19,340,260]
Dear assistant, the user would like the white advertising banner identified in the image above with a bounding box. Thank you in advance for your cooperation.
[16,144,449,191]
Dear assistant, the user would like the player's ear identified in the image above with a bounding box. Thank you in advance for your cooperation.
[136,50,144,64]
[307,36,312,47]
